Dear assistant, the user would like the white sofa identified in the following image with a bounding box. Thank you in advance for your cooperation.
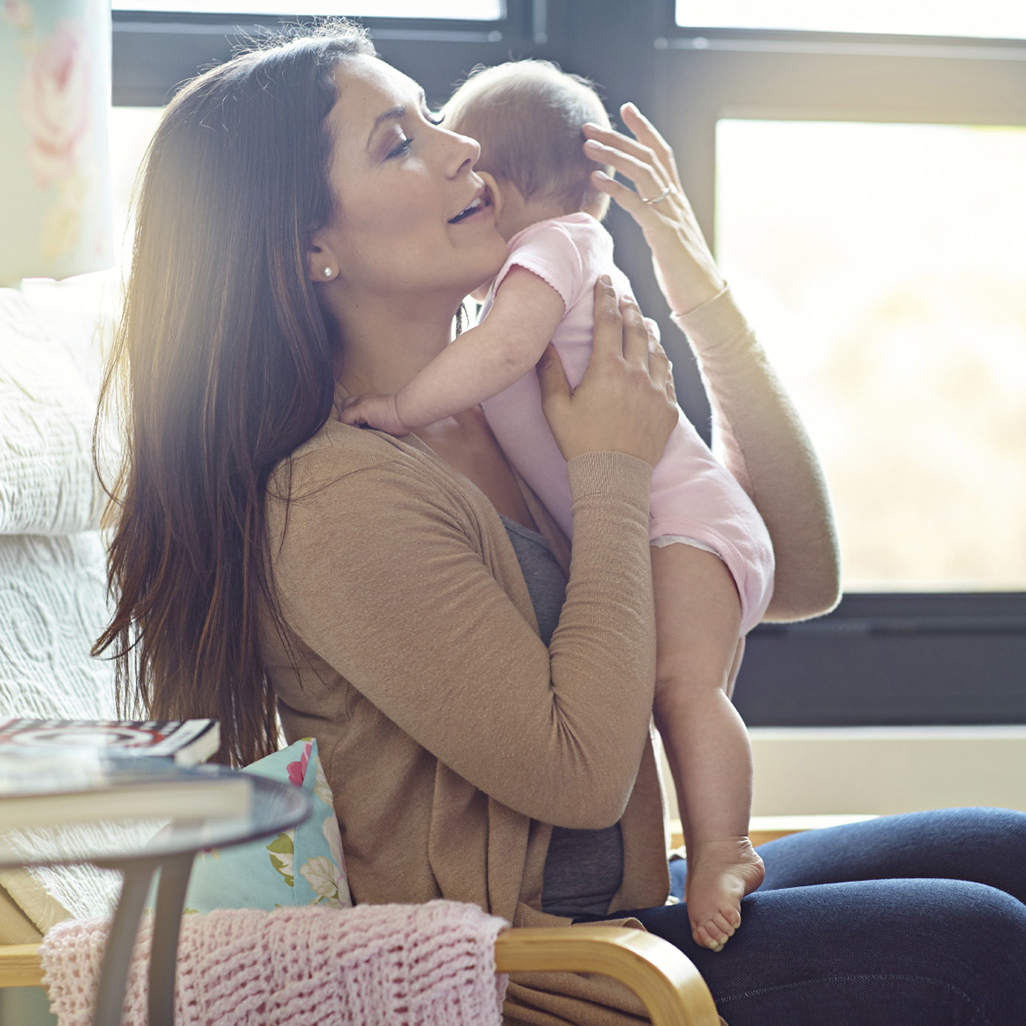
[0,288,122,944]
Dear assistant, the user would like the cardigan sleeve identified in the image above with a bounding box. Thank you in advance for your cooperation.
[268,445,656,831]
[672,288,841,621]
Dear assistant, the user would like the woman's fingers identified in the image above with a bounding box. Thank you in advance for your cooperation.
[618,102,684,190]
[589,274,624,360]
[582,122,663,173]
[589,167,670,225]
[584,107,726,316]
[619,293,651,370]
[591,276,649,371]
[582,102,683,199]
[647,329,677,405]
[583,136,669,204]
[539,279,677,466]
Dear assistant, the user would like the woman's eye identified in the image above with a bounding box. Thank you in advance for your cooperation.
[386,136,413,159]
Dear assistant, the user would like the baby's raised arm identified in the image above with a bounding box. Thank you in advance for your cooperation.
[340,267,565,433]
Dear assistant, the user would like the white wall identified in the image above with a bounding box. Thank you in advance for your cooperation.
[661,725,1026,822]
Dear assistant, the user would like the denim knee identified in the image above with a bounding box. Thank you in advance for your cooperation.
[632,877,1026,1026]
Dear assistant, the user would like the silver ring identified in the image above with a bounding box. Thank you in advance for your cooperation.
[641,184,677,205]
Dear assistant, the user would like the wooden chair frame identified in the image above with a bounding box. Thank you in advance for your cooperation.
[0,926,721,1025]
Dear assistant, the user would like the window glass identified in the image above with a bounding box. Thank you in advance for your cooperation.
[113,1,503,18]
[676,0,1026,39]
[715,119,1026,590]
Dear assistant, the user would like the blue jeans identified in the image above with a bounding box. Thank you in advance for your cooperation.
[605,808,1026,1025]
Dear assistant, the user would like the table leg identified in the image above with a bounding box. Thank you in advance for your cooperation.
[148,852,195,1026]
[92,857,160,1026]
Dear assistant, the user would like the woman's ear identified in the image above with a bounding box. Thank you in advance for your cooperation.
[306,237,339,283]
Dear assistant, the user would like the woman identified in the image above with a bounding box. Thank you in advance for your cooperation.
[96,23,1026,1026]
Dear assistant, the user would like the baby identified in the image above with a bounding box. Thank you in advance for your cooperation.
[341,60,771,951]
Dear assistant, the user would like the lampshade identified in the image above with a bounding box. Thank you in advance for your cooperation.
[0,0,113,285]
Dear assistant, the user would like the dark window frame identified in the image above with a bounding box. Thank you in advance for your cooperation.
[112,0,548,105]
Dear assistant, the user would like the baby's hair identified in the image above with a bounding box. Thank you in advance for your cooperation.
[442,59,612,215]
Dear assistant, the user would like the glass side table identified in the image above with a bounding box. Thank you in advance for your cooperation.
[0,766,311,1026]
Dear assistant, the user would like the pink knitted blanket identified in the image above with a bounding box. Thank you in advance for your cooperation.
[39,901,509,1026]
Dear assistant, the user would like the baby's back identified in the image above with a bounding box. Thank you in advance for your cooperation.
[480,213,633,539]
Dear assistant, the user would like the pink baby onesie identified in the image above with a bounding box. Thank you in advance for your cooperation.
[480,212,774,634]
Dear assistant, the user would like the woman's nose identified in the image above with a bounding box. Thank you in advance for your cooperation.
[445,130,481,177]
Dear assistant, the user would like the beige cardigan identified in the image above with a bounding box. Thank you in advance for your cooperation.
[261,290,838,1025]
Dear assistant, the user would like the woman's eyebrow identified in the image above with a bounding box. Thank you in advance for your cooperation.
[367,91,428,151]
[368,105,406,150]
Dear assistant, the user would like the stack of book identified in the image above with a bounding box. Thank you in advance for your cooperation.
[0,719,248,828]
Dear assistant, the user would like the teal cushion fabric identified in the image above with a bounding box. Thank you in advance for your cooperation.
[182,738,352,913]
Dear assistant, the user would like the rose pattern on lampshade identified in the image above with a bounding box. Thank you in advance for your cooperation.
[0,0,112,283]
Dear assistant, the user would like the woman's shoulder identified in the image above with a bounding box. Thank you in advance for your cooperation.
[271,421,422,496]
[266,418,482,530]
[263,420,506,587]
[282,417,400,474]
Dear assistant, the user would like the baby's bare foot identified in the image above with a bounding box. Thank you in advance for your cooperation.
[685,837,765,952]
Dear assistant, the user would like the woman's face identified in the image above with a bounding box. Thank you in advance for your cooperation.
[317,56,508,304]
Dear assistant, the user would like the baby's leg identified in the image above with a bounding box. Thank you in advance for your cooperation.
[651,542,765,952]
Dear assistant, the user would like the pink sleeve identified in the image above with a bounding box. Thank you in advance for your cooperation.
[494,219,591,310]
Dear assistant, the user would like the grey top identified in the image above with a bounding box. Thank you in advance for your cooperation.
[500,514,625,918]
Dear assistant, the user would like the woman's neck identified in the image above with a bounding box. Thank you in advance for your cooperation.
[323,284,537,529]
[329,289,458,397]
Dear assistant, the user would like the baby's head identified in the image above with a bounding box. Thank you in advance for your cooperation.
[443,60,612,238]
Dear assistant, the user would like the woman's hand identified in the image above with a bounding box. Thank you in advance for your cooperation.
[583,103,724,317]
[538,276,678,466]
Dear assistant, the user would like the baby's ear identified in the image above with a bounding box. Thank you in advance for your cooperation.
[477,171,504,222]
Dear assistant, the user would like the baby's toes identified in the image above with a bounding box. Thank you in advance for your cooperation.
[693,914,734,951]
[711,910,738,938]
[693,924,724,951]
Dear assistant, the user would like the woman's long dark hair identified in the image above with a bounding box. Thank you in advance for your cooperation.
[94,24,375,765]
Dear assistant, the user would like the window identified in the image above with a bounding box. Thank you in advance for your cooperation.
[675,0,1026,40]
[716,119,1026,592]
[113,1,503,17]
[111,0,536,106]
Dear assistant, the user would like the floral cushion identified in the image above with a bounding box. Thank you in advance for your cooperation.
[182,738,352,913]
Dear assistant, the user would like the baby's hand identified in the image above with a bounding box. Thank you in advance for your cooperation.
[339,394,409,436]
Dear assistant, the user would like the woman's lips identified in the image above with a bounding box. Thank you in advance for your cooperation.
[448,188,491,224]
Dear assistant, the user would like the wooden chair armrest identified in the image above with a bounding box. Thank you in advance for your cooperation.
[494,926,720,1026]
[0,943,44,988]
[2,928,722,1026]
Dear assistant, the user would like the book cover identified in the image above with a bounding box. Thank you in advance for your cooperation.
[0,720,247,828]
[0,718,220,766]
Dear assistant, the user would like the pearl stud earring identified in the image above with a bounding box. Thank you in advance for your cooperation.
[323,267,333,278]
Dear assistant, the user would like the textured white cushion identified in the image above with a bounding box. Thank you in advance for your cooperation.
[0,288,116,725]
[0,289,107,536]
[0,289,121,936]
[0,533,116,722]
